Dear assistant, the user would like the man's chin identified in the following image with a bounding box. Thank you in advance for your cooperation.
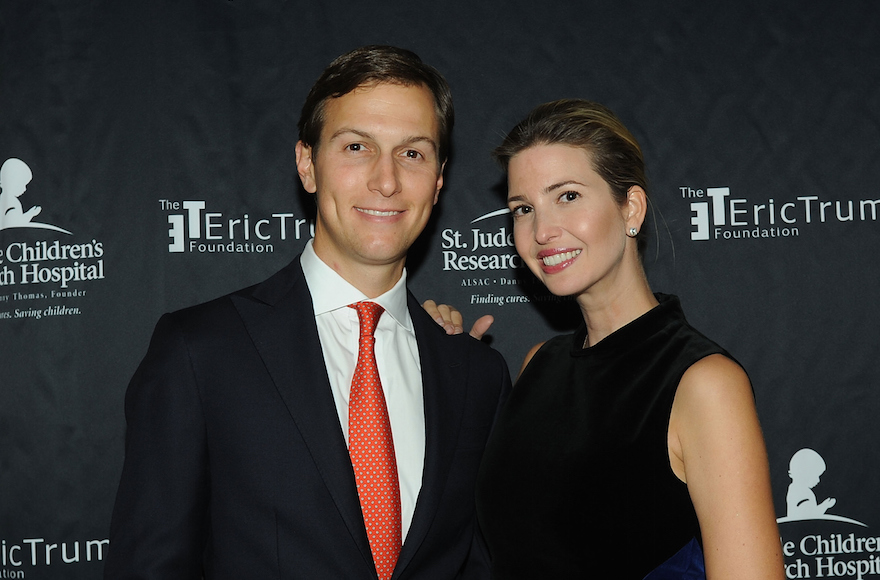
[356,247,410,268]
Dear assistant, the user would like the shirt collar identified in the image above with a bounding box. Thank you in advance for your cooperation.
[300,239,412,332]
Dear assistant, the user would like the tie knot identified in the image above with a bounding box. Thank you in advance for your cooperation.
[350,301,385,337]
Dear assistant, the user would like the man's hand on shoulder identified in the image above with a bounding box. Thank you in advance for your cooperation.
[422,299,494,340]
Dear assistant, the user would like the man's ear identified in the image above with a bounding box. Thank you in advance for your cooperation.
[624,185,648,231]
[295,141,317,193]
[433,161,446,205]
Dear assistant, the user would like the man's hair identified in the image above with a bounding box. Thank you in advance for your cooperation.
[297,45,454,164]
[493,99,649,254]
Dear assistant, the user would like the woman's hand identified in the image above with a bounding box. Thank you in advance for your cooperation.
[422,299,494,340]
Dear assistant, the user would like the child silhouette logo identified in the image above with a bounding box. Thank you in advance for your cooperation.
[0,158,71,234]
[777,448,866,526]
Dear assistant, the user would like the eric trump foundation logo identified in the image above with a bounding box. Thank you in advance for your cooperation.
[160,199,313,254]
[682,186,879,242]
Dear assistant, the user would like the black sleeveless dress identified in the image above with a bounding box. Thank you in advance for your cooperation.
[476,294,732,579]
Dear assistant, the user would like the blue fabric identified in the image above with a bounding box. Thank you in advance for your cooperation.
[642,537,706,580]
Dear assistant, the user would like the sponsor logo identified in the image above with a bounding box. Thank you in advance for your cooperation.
[160,199,313,254]
[0,158,71,235]
[1,537,108,577]
[441,208,522,273]
[683,186,879,241]
[439,208,570,308]
[0,158,104,321]
[777,448,878,579]
[778,448,866,527]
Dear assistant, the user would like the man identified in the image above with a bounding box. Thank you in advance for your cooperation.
[104,46,510,579]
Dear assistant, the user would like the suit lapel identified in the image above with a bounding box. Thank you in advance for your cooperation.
[230,256,374,567]
[394,292,470,576]
[232,262,469,577]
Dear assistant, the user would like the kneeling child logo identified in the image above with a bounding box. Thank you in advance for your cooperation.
[777,448,879,579]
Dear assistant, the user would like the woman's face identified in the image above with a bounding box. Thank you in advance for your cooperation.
[506,143,633,299]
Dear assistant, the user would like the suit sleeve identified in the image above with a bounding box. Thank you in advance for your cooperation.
[104,313,209,580]
[458,346,512,580]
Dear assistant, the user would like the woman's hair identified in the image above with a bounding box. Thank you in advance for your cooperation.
[494,99,649,254]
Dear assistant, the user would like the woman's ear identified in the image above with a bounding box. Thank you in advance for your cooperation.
[624,185,648,231]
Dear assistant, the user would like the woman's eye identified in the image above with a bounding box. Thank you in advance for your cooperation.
[561,191,580,202]
[346,143,363,152]
[511,205,532,217]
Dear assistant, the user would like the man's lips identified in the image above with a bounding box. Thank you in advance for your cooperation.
[355,207,402,217]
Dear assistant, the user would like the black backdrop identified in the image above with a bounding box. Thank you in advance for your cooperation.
[2,1,879,577]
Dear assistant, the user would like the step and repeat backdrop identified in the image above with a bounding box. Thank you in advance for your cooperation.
[2,1,878,578]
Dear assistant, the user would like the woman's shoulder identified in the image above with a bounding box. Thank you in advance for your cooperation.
[677,354,752,407]
[672,354,756,445]
[520,341,546,371]
[516,331,574,379]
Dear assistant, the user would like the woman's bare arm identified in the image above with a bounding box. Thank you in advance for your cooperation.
[668,354,784,580]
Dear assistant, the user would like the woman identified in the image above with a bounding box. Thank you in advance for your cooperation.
[433,100,783,579]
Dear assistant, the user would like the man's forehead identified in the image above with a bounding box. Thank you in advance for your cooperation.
[319,82,440,143]
[327,81,435,115]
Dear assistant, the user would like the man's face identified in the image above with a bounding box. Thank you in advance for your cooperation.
[296,82,444,285]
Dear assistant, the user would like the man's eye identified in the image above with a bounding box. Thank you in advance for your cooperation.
[346,143,363,152]
[404,149,422,159]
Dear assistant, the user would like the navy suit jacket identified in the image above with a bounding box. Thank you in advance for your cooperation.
[104,256,511,579]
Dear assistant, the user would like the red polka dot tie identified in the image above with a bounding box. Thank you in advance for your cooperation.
[349,301,401,580]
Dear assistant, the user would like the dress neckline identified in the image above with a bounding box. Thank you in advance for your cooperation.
[571,293,684,357]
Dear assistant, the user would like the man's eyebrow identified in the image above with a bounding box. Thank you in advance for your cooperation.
[327,128,437,151]
[400,135,438,151]
[327,127,374,142]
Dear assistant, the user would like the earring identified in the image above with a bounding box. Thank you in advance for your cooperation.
[628,227,638,237]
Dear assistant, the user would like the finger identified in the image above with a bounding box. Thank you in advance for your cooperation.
[424,299,455,333]
[436,304,463,335]
[449,307,463,331]
[469,315,494,340]
[422,299,441,322]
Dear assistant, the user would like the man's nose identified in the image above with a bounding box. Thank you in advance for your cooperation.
[368,153,402,197]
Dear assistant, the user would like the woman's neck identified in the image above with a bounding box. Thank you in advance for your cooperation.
[576,273,658,347]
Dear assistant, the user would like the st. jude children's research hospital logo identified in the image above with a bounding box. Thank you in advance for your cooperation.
[440,208,523,272]
[439,207,571,309]
[683,186,880,241]
[777,448,880,579]
[0,158,105,321]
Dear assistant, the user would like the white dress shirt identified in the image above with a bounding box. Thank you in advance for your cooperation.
[300,240,425,540]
